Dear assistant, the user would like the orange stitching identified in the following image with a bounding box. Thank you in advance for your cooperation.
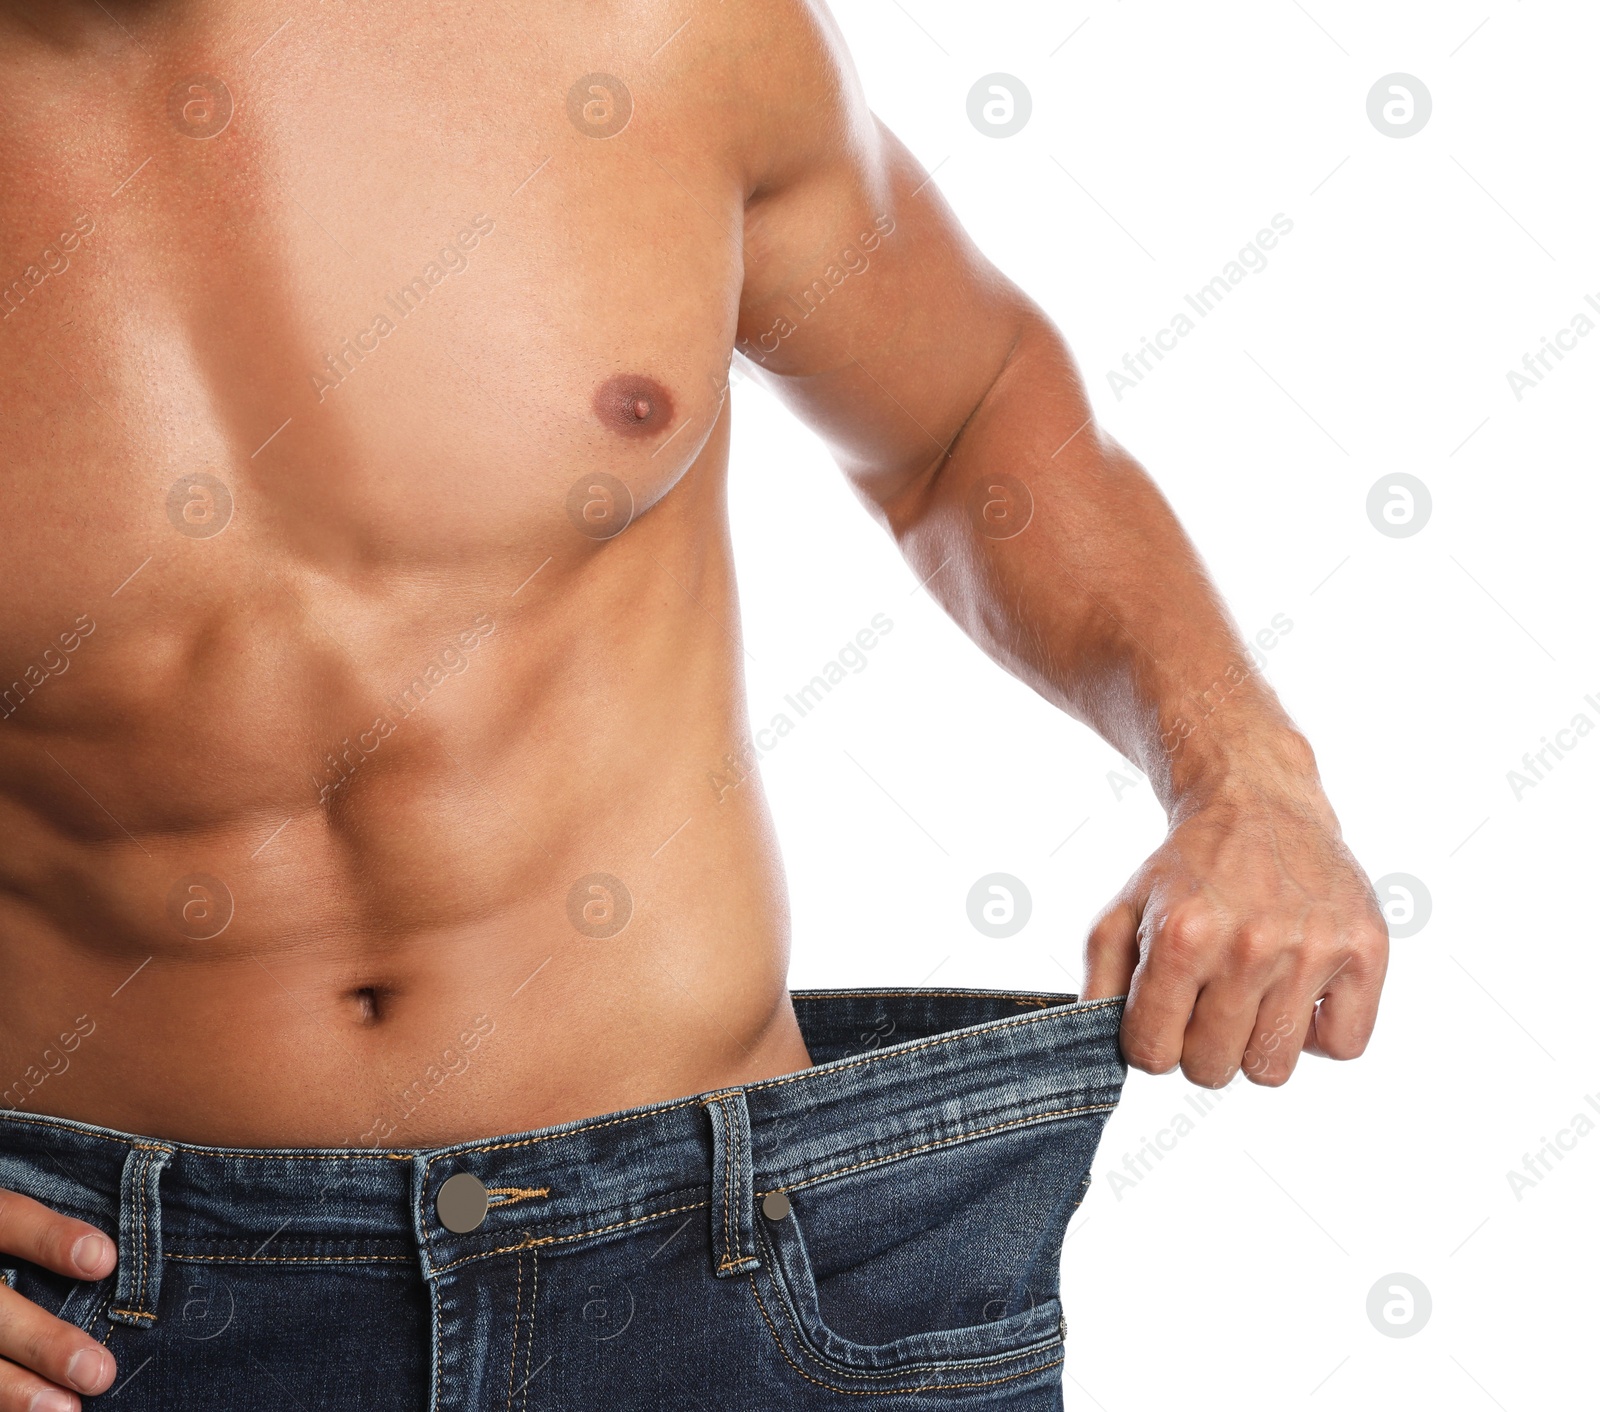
[730,1095,741,1267]
[486,1186,551,1204]
[523,1249,538,1412]
[165,1251,413,1264]
[120,1155,136,1317]
[108,1307,154,1321]
[157,1144,410,1161]
[118,1154,136,1318]
[505,1249,523,1412]
[736,1094,751,1265]
[140,1149,164,1316]
[442,1203,702,1266]
[127,1152,145,1316]
[81,1282,116,1344]
[746,1276,1063,1396]
[747,998,1123,1094]
[158,1148,414,1161]
[139,1153,150,1313]
[428,1201,710,1276]
[142,1155,155,1313]
[431,1233,441,1412]
[137,1152,151,1315]
[429,1096,704,1167]
[721,1096,735,1269]
[771,1101,1119,1195]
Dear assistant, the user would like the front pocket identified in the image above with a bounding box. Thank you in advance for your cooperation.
[749,1112,1107,1380]
[2,1256,116,1344]
[755,1193,1064,1378]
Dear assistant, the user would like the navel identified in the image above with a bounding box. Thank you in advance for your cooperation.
[348,985,391,1026]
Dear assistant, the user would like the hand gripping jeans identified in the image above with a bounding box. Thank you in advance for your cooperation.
[0,989,1125,1409]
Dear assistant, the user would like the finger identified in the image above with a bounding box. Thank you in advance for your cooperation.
[0,1191,116,1282]
[1302,923,1388,1060]
[0,1353,83,1412]
[1117,904,1212,1075]
[1304,973,1382,1060]
[1082,899,1138,1001]
[1180,981,1261,1089]
[0,1283,116,1401]
[1240,988,1317,1087]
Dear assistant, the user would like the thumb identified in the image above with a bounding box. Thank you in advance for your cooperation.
[1082,897,1141,1000]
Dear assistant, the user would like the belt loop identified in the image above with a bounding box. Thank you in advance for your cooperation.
[108,1144,173,1328]
[704,1090,759,1278]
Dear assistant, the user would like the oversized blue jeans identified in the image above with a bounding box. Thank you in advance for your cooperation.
[0,989,1125,1408]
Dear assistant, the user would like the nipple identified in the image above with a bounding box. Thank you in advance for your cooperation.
[594,373,675,439]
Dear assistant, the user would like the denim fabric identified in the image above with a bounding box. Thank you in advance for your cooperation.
[0,989,1125,1409]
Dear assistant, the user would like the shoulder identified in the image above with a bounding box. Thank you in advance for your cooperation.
[659,0,882,201]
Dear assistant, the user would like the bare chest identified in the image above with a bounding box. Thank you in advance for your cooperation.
[0,4,743,665]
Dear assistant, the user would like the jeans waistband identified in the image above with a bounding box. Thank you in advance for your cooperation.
[0,989,1125,1301]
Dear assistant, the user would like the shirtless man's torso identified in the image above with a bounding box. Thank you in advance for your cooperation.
[0,4,1387,1407]
[2,0,834,1148]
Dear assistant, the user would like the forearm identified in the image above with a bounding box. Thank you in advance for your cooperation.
[880,309,1318,815]
[742,78,1387,1082]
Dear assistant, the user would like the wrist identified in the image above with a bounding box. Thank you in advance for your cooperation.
[1150,711,1326,821]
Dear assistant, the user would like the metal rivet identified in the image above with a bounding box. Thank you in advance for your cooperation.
[761,1190,791,1222]
[436,1172,490,1233]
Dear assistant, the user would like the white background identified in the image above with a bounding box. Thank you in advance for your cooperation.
[725,3,1599,1408]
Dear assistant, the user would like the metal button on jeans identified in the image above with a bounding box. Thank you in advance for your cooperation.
[761,1190,791,1222]
[437,1172,489,1233]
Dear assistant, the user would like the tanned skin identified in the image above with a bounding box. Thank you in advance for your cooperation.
[0,1,1388,1404]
